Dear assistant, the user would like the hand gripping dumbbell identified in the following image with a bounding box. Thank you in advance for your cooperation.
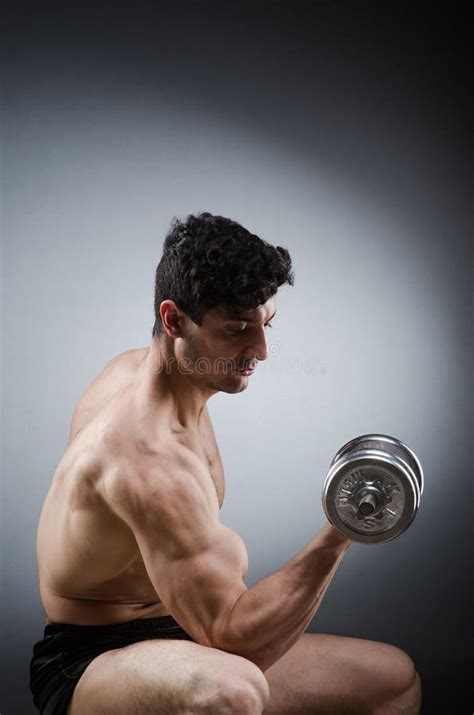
[322,434,423,544]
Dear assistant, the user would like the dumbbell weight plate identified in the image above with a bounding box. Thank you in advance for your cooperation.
[322,435,423,544]
[330,434,424,506]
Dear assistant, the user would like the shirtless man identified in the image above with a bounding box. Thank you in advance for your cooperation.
[29,212,421,714]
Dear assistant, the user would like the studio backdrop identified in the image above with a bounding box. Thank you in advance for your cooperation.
[1,2,471,713]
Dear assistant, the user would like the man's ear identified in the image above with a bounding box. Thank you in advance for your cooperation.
[159,300,184,338]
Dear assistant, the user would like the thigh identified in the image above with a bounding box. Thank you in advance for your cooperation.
[68,637,266,715]
[263,632,417,715]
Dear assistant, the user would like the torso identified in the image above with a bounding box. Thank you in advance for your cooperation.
[36,348,230,626]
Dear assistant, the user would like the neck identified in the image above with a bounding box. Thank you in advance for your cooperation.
[133,337,218,433]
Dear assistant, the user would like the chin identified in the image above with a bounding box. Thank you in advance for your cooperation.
[208,374,249,394]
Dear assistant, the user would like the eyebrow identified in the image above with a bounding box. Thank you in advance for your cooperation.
[225,310,277,323]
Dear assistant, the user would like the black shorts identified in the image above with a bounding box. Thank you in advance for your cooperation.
[29,615,195,714]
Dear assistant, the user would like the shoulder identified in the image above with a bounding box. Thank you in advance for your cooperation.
[105,439,208,501]
[68,348,148,443]
[83,347,148,391]
[98,347,148,376]
[104,444,217,531]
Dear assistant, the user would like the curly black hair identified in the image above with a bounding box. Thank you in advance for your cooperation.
[152,212,294,338]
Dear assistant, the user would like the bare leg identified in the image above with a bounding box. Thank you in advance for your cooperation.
[67,638,269,714]
[374,671,422,715]
[263,632,421,714]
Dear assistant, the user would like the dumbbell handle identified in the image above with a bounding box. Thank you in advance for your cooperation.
[357,492,378,516]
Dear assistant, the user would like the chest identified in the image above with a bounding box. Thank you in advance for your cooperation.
[209,463,225,509]
[183,430,225,508]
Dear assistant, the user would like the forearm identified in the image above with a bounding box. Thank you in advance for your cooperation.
[217,522,351,672]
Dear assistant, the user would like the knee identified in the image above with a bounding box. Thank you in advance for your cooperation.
[222,675,270,714]
[373,644,421,708]
[388,647,418,698]
[194,659,270,714]
[220,662,270,715]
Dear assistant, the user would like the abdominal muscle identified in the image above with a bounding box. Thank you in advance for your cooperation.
[37,347,226,626]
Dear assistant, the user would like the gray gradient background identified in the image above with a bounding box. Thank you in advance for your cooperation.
[1,1,471,713]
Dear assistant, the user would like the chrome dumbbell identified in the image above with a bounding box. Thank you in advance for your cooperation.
[322,434,423,544]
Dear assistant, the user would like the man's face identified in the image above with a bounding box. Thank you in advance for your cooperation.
[180,296,277,394]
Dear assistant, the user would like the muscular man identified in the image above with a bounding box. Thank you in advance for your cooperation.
[29,212,421,714]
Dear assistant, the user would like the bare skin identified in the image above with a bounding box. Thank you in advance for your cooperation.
[38,347,226,626]
[35,297,421,713]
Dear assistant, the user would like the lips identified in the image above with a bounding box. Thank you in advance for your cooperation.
[236,364,256,375]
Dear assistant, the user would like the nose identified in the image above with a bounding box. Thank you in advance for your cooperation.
[244,327,269,364]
